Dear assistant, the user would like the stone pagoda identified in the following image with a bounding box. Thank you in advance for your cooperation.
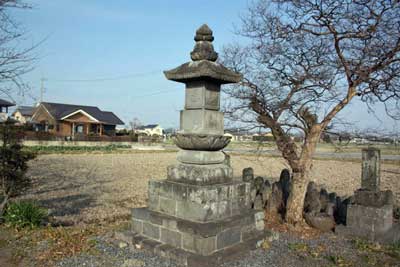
[129,24,266,266]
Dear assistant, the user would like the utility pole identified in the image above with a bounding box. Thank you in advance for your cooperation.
[40,77,47,103]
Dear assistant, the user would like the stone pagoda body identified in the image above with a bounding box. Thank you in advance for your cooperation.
[129,24,266,267]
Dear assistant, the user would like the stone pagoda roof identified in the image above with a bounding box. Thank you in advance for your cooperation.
[164,24,242,84]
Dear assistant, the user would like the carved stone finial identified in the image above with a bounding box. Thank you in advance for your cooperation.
[190,24,218,62]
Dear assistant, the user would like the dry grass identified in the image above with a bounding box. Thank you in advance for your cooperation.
[21,152,400,225]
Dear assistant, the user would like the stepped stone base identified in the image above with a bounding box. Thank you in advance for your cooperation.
[148,179,251,222]
[129,208,267,266]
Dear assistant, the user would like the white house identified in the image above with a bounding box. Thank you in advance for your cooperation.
[136,124,164,136]
[12,106,36,124]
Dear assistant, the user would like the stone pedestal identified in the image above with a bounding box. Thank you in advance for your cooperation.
[337,149,396,243]
[128,24,266,266]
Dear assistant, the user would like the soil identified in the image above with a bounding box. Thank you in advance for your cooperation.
[20,151,400,225]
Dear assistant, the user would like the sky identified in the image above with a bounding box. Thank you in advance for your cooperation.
[6,0,399,132]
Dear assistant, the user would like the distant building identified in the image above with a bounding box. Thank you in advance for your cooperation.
[0,98,15,122]
[31,102,124,137]
[136,124,164,136]
[12,106,35,124]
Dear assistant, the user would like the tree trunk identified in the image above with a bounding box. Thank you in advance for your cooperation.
[285,126,321,225]
[285,170,308,224]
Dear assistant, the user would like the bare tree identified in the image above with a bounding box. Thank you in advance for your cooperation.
[222,0,400,224]
[129,117,142,131]
[0,0,34,99]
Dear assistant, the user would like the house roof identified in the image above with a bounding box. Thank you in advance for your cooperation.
[0,98,15,107]
[138,124,159,129]
[39,102,124,125]
[14,106,35,116]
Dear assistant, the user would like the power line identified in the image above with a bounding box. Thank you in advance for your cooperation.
[48,70,162,83]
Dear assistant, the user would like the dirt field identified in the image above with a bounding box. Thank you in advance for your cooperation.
[22,152,400,225]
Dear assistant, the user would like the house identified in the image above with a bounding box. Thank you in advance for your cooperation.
[12,106,36,124]
[136,124,164,136]
[31,102,124,137]
[0,98,15,122]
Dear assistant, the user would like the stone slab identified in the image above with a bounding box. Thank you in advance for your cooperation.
[167,163,233,185]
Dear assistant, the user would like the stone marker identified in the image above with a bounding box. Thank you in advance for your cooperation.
[361,147,381,191]
[336,148,396,243]
[129,24,267,267]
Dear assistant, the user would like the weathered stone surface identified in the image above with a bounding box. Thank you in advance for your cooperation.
[217,227,241,249]
[319,188,329,212]
[254,176,264,192]
[161,228,182,248]
[242,167,254,183]
[304,184,321,214]
[177,150,226,164]
[148,180,251,221]
[361,147,381,191]
[353,189,393,207]
[253,194,263,210]
[345,204,393,241]
[279,169,291,206]
[173,133,230,151]
[180,109,224,136]
[167,163,232,185]
[143,222,161,240]
[304,213,335,232]
[184,81,220,110]
[266,182,284,217]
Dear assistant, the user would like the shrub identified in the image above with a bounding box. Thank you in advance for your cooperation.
[4,201,47,229]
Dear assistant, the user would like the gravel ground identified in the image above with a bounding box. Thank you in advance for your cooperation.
[22,152,400,225]
[53,231,399,267]
[56,236,180,267]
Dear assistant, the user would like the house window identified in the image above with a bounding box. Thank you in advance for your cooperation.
[76,124,84,133]
[56,124,60,132]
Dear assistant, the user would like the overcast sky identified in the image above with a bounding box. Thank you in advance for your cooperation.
[8,0,399,132]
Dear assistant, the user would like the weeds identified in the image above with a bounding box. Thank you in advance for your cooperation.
[4,201,47,229]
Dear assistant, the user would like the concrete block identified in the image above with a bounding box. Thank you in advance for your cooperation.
[182,233,217,255]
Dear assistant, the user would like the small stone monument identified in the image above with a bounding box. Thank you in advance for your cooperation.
[129,25,267,266]
[337,148,394,242]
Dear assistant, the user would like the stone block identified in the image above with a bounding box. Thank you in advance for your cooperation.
[185,81,220,111]
[177,150,225,164]
[159,197,177,216]
[132,219,143,234]
[217,227,241,249]
[167,163,233,185]
[161,228,182,248]
[346,204,393,240]
[180,109,224,135]
[182,233,217,255]
[143,222,160,240]
[354,189,393,207]
[132,207,150,221]
[148,180,251,222]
